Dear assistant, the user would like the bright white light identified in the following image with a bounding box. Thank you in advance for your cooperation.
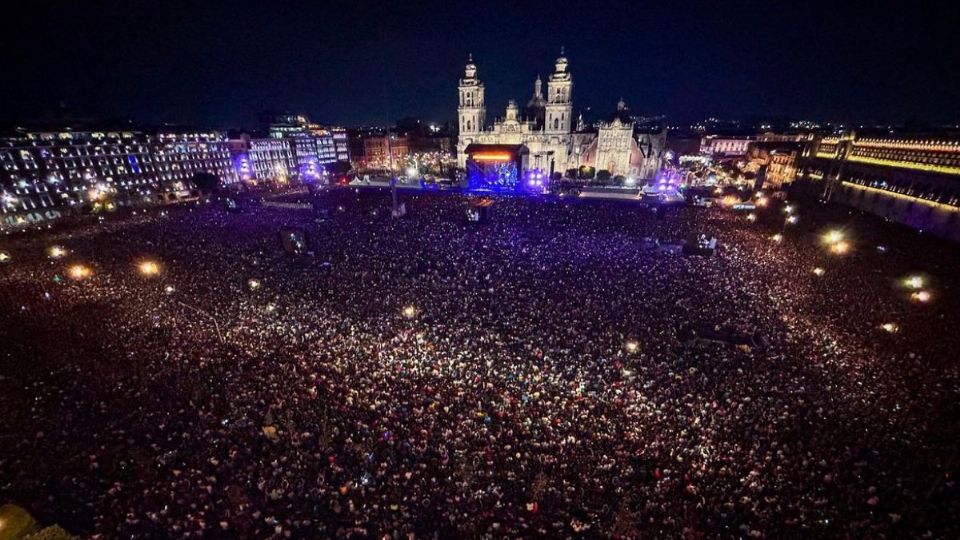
[786,216,798,224]
[784,205,794,214]
[68,264,92,280]
[823,230,844,245]
[812,267,825,276]
[48,245,67,258]
[625,340,639,353]
[0,251,11,263]
[911,290,931,303]
[881,323,899,333]
[138,260,161,276]
[904,275,924,289]
[402,305,417,319]
[771,234,783,242]
[248,279,261,290]
[829,241,850,255]
[164,285,176,294]
[746,213,757,222]
[406,167,418,178]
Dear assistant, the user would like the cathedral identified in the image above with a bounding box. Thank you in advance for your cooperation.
[456,51,664,179]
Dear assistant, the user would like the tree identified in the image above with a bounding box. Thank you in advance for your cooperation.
[613,175,626,186]
[578,166,595,180]
[597,170,612,182]
[192,172,221,192]
[565,168,578,179]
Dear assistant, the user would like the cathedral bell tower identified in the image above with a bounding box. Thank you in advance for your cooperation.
[457,54,486,167]
[544,48,573,135]
[458,54,485,136]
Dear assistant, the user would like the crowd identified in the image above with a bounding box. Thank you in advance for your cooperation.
[1,188,958,538]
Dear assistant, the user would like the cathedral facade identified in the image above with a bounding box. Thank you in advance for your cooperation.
[456,52,664,179]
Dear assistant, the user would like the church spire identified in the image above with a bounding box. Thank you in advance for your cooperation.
[534,75,542,98]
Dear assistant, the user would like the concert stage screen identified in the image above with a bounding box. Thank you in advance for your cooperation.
[467,159,518,191]
[464,144,528,192]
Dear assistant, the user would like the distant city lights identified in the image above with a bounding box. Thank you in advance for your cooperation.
[771,233,783,242]
[911,290,932,303]
[625,340,639,353]
[164,285,176,295]
[402,305,418,319]
[746,213,757,222]
[881,323,899,333]
[812,267,825,276]
[248,279,262,291]
[786,216,798,224]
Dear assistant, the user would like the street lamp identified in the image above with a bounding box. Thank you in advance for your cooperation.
[402,305,417,319]
[823,230,844,245]
[829,241,850,255]
[47,245,67,259]
[138,260,161,277]
[68,264,92,280]
[911,290,931,303]
[904,275,924,290]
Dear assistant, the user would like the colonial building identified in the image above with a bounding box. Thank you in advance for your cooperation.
[0,128,239,227]
[796,132,960,242]
[456,52,664,179]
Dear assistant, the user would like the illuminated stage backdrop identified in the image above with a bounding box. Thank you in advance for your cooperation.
[464,144,529,192]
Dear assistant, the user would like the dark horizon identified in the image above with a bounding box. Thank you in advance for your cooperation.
[1,0,958,129]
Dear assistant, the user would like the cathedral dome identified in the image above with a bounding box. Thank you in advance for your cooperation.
[464,54,478,79]
[607,98,633,124]
[554,52,568,73]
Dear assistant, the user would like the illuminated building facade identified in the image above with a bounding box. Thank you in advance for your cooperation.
[0,128,237,227]
[456,53,664,179]
[700,135,753,157]
[797,133,960,242]
[743,140,805,189]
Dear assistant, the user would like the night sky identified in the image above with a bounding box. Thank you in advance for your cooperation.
[1,0,957,128]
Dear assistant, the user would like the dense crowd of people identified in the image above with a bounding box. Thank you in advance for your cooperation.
[1,187,958,538]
